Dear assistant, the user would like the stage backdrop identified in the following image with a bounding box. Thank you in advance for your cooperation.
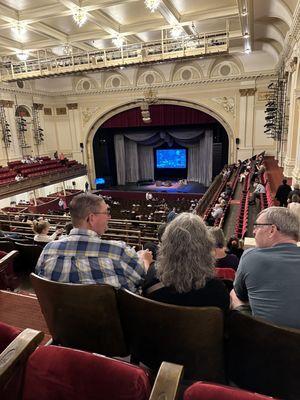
[114,128,213,186]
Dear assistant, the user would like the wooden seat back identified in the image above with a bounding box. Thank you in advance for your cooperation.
[227,310,300,400]
[117,289,225,382]
[31,273,127,357]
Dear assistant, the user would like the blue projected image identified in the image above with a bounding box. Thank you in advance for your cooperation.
[95,177,106,185]
[156,149,186,169]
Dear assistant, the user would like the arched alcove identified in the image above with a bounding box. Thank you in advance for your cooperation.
[85,101,233,187]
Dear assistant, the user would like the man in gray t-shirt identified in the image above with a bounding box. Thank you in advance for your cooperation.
[231,206,300,329]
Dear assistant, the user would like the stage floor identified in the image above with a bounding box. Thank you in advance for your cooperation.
[107,181,207,195]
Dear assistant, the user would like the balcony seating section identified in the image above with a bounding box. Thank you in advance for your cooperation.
[0,157,84,188]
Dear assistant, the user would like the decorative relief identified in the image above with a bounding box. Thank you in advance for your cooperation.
[75,78,97,92]
[104,74,129,89]
[81,107,100,126]
[136,70,164,87]
[173,66,201,82]
[210,61,241,78]
[239,88,256,96]
[211,96,235,115]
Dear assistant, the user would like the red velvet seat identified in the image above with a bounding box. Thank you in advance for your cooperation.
[215,267,235,281]
[22,346,152,400]
[184,382,277,400]
[0,321,21,353]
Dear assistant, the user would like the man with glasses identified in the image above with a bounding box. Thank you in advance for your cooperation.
[231,206,300,329]
[36,193,152,293]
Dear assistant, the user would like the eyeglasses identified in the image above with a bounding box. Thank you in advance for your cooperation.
[93,207,111,216]
[253,222,279,231]
[253,223,273,227]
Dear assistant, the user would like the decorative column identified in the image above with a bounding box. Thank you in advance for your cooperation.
[238,88,256,159]
[284,60,299,176]
[66,103,80,160]
[291,97,300,183]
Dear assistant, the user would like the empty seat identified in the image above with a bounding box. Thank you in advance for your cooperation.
[31,274,127,356]
[227,310,300,400]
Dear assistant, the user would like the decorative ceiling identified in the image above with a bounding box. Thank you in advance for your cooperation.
[0,0,298,64]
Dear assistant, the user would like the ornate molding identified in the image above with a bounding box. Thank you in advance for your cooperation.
[67,103,78,110]
[239,88,256,96]
[211,96,235,116]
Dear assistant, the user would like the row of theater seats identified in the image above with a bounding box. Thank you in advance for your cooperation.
[234,171,251,238]
[0,321,274,400]
[3,273,294,400]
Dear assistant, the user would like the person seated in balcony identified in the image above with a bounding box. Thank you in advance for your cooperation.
[249,178,265,205]
[36,193,152,293]
[231,207,300,329]
[143,212,229,311]
[15,172,24,182]
[227,236,244,260]
[33,220,63,243]
[209,227,239,270]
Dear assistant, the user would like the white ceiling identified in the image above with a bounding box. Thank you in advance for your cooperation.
[0,0,298,64]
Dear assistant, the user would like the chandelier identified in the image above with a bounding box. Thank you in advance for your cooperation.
[170,25,183,39]
[112,35,125,49]
[11,22,26,40]
[72,7,88,27]
[144,0,160,13]
[16,52,29,61]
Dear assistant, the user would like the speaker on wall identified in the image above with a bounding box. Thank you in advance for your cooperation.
[235,138,240,145]
[80,142,84,149]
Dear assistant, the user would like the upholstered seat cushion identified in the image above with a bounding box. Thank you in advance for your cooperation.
[184,382,276,400]
[0,321,21,353]
[23,346,152,400]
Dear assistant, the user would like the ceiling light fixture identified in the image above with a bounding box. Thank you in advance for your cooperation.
[11,23,26,40]
[112,35,125,49]
[72,7,88,27]
[144,0,161,13]
[16,52,29,61]
[241,8,248,16]
[244,32,250,38]
[244,48,251,54]
[170,25,183,39]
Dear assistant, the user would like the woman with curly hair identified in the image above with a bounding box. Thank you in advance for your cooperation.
[143,212,229,311]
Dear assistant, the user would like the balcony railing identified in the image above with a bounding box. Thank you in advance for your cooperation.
[0,31,228,82]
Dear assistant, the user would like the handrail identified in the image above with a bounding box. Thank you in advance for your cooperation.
[0,30,228,82]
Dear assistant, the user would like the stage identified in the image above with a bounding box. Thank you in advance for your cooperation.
[95,181,207,201]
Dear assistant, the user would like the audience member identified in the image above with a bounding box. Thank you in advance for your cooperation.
[209,227,239,270]
[287,183,300,203]
[166,207,177,223]
[227,236,244,259]
[275,179,292,207]
[288,194,300,220]
[33,220,63,243]
[231,207,300,329]
[36,193,152,293]
[143,213,229,311]
[249,178,265,205]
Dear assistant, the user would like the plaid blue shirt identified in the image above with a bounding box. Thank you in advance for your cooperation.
[35,228,146,293]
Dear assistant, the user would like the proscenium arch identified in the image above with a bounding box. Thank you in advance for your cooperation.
[85,99,235,186]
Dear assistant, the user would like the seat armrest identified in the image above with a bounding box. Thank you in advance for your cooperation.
[149,362,183,400]
[0,328,44,389]
[0,250,19,272]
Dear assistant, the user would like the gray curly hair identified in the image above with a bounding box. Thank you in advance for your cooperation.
[156,212,215,293]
